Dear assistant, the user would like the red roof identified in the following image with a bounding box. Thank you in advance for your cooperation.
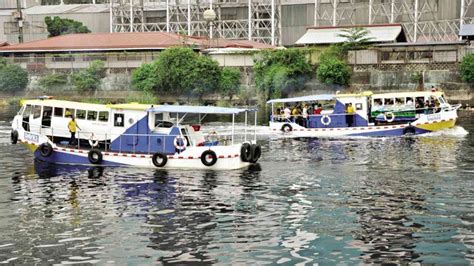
[0,32,274,52]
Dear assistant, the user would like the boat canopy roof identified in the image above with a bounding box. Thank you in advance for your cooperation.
[372,91,444,98]
[267,94,335,104]
[22,99,109,111]
[148,105,254,114]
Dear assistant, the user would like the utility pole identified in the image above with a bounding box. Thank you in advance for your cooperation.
[16,0,23,43]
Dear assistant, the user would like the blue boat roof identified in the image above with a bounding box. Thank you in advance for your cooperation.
[148,105,254,114]
[267,94,335,104]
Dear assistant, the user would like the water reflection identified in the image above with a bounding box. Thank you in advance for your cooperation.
[0,113,472,264]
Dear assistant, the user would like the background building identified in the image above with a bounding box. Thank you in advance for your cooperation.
[1,0,473,45]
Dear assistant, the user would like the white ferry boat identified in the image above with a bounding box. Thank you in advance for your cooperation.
[10,98,261,170]
[268,90,461,137]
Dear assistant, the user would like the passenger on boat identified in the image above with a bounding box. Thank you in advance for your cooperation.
[424,100,431,114]
[313,104,322,115]
[302,104,308,127]
[68,115,81,146]
[284,106,291,121]
[65,108,72,118]
[346,103,355,127]
[275,108,281,122]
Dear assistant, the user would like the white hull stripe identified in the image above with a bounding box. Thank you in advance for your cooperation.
[19,140,240,160]
[272,118,455,131]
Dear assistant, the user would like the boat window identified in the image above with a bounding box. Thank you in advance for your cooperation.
[87,110,98,121]
[114,113,124,127]
[98,111,109,122]
[65,108,74,118]
[155,120,174,128]
[438,97,446,104]
[406,97,414,105]
[76,109,86,120]
[416,96,425,106]
[33,105,41,119]
[385,98,394,105]
[54,107,63,117]
[395,97,404,105]
[355,103,363,110]
[373,98,383,106]
[23,105,32,117]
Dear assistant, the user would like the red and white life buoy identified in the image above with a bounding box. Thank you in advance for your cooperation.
[173,135,188,151]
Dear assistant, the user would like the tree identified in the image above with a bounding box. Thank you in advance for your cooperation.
[337,27,374,54]
[44,16,91,37]
[219,67,241,99]
[0,61,28,93]
[131,62,159,93]
[317,57,351,86]
[254,49,313,100]
[132,47,222,99]
[460,53,474,84]
[71,60,105,92]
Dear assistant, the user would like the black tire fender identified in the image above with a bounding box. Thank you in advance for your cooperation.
[10,130,18,144]
[88,149,103,164]
[281,124,293,132]
[152,153,168,167]
[249,144,262,163]
[201,150,217,167]
[240,143,252,162]
[39,143,53,157]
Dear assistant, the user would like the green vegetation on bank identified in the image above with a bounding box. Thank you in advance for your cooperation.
[45,16,91,37]
[132,47,241,101]
[253,48,313,100]
[0,58,28,93]
[460,53,474,84]
[71,60,106,92]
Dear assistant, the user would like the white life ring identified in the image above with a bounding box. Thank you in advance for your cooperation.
[173,135,188,151]
[88,133,99,147]
[384,112,395,123]
[321,115,331,126]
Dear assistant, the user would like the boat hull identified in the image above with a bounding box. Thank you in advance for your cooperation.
[15,128,252,170]
[269,112,457,138]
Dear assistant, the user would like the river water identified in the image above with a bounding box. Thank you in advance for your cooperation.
[0,105,472,265]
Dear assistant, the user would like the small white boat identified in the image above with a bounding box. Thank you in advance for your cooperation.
[267,90,461,137]
[10,98,261,170]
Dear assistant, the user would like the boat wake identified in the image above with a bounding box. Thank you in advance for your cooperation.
[420,126,469,138]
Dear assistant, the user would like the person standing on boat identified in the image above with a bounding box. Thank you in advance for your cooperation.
[68,115,81,146]
[302,104,309,127]
[346,103,355,127]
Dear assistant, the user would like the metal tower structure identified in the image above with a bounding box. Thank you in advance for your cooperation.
[314,0,474,42]
[110,0,280,45]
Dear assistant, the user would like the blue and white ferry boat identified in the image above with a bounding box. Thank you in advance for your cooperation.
[10,98,261,170]
[268,90,461,137]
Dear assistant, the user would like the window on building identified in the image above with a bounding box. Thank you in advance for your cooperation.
[83,54,107,62]
[52,55,75,62]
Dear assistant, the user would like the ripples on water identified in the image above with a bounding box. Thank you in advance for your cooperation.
[0,107,473,264]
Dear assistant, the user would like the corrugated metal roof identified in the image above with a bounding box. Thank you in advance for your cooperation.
[0,32,275,53]
[296,24,404,45]
[459,24,474,36]
[23,4,109,15]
